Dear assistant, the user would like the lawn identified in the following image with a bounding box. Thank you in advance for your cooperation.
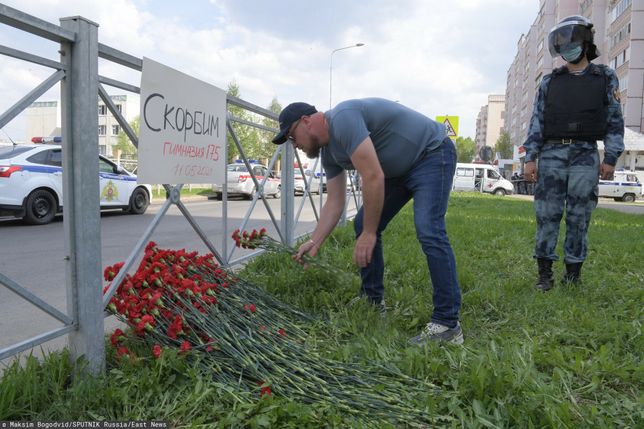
[151,185,214,200]
[1,193,642,428]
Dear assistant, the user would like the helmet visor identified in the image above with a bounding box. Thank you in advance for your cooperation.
[548,24,592,57]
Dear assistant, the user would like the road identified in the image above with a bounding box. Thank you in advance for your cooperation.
[0,194,342,359]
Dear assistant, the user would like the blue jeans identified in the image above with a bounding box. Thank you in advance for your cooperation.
[353,138,461,327]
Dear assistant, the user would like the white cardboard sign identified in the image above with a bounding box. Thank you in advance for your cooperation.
[138,58,226,184]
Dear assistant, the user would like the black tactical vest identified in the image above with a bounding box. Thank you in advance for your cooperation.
[543,64,608,140]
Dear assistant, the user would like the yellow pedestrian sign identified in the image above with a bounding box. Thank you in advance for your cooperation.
[436,115,459,138]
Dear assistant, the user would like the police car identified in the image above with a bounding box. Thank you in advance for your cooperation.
[598,171,642,202]
[294,168,322,195]
[211,160,281,200]
[0,143,152,225]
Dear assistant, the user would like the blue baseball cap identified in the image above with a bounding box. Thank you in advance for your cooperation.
[272,102,318,144]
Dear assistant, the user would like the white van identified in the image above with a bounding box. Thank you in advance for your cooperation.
[598,171,642,202]
[453,163,514,196]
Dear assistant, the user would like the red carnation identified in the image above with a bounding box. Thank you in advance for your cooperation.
[116,346,130,357]
[110,328,126,346]
[152,344,162,359]
[179,340,191,353]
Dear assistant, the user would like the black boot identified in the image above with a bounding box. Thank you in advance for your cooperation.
[535,258,554,291]
[563,262,583,285]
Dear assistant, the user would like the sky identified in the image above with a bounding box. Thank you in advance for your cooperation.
[0,0,539,142]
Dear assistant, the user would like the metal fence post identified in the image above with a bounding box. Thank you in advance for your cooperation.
[60,16,104,374]
[281,144,295,246]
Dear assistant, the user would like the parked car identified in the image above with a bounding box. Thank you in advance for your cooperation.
[0,144,152,225]
[294,168,321,195]
[452,163,514,196]
[598,171,642,202]
[315,171,327,192]
[211,161,281,200]
[313,170,357,193]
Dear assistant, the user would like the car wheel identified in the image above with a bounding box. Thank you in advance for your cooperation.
[273,186,281,199]
[494,188,506,196]
[24,189,57,225]
[621,193,636,203]
[128,187,149,214]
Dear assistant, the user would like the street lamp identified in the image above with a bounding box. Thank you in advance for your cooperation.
[329,43,365,108]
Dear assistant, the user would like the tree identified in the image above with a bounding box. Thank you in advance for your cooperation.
[495,131,514,159]
[260,97,282,166]
[115,116,139,158]
[226,81,273,163]
[455,136,475,163]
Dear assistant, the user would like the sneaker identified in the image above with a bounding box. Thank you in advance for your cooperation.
[408,322,464,346]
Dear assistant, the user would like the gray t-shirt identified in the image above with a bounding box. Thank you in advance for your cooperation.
[321,98,447,179]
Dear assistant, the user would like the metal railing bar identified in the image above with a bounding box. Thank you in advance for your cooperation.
[227,95,278,119]
[0,273,73,325]
[98,83,138,147]
[227,120,284,237]
[0,44,65,70]
[102,197,174,305]
[0,4,75,43]
[225,124,284,262]
[302,156,321,221]
[293,152,320,223]
[174,199,226,265]
[229,115,278,134]
[0,69,64,129]
[98,75,140,94]
[98,43,142,71]
[236,143,283,232]
[0,325,75,362]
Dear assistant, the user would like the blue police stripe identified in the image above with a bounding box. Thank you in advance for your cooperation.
[18,164,62,174]
[18,164,137,182]
[99,173,137,182]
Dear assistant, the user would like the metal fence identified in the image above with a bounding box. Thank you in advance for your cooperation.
[0,4,362,372]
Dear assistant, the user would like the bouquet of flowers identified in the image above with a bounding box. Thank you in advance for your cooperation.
[232,228,345,276]
[104,241,439,426]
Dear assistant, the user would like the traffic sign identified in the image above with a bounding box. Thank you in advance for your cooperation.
[435,115,459,138]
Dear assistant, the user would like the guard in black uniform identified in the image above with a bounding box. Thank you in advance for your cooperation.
[523,16,624,290]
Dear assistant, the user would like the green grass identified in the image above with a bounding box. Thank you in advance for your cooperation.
[151,186,213,200]
[1,193,642,427]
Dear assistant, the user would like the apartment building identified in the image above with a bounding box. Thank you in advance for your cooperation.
[475,95,506,155]
[505,0,644,170]
[25,94,139,157]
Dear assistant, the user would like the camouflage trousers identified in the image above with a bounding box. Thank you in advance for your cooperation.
[534,143,599,263]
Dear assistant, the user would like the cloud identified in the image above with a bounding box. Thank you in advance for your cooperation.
[1,0,538,141]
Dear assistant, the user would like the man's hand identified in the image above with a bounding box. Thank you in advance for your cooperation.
[353,232,376,268]
[349,137,383,268]
[599,163,615,180]
[524,161,537,182]
[293,239,319,267]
